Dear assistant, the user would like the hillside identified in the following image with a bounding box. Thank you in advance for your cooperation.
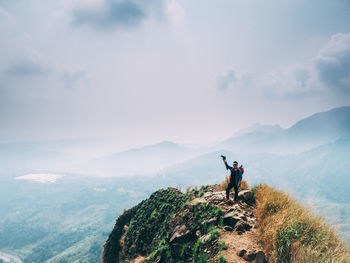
[102,185,266,263]
[101,184,350,262]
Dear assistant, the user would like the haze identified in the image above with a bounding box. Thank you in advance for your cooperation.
[1,0,349,151]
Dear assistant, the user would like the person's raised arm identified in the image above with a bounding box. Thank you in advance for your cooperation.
[221,155,232,170]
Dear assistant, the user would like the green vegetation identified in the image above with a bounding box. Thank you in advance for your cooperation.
[209,229,220,241]
[124,188,190,260]
[122,186,226,262]
[191,202,224,235]
[192,239,208,263]
[217,241,226,251]
[217,255,227,263]
[255,184,350,263]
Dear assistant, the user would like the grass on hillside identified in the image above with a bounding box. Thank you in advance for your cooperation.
[255,184,350,263]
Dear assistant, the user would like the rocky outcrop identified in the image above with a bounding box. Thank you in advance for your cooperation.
[101,185,266,263]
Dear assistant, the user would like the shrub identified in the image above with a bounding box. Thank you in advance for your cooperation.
[255,184,350,262]
[218,241,226,251]
[210,229,220,241]
[217,255,227,263]
[192,239,204,262]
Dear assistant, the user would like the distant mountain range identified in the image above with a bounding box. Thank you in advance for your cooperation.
[93,105,350,175]
[90,141,203,175]
[220,106,350,154]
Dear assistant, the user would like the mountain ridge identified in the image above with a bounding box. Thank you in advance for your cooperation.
[101,183,350,262]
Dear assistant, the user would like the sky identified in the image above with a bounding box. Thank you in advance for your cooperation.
[1,0,350,149]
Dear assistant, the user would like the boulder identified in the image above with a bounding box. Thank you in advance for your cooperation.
[238,190,255,203]
[255,251,267,263]
[203,191,226,204]
[169,225,192,243]
[243,249,256,261]
[223,212,240,227]
[239,215,247,221]
[200,234,211,243]
[237,249,247,257]
[223,226,233,231]
[235,221,252,232]
[207,217,217,224]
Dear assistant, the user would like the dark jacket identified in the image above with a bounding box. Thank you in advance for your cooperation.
[224,161,242,185]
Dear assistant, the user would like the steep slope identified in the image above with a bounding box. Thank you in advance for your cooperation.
[101,186,267,263]
[102,184,350,263]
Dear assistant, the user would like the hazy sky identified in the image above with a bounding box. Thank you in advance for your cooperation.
[1,0,350,148]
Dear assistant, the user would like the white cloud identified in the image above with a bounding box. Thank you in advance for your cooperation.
[261,65,320,100]
[166,0,184,28]
[215,68,251,91]
[218,32,350,100]
[60,69,87,89]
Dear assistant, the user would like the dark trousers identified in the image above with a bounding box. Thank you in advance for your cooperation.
[226,181,239,200]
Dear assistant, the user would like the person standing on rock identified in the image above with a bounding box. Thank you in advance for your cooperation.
[221,155,242,202]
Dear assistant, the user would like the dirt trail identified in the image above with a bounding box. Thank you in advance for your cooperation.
[193,186,267,263]
[215,199,265,262]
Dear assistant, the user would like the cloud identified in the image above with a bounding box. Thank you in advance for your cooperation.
[69,0,154,29]
[217,32,350,100]
[313,33,350,93]
[166,0,184,28]
[216,68,251,91]
[5,58,50,76]
[261,65,318,100]
[60,69,87,88]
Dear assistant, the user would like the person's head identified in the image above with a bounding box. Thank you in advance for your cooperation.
[233,161,238,168]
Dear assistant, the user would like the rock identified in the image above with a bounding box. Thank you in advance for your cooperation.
[196,230,201,237]
[237,231,243,235]
[237,249,247,257]
[239,215,247,221]
[204,191,226,204]
[255,251,267,263]
[226,200,234,205]
[207,217,217,224]
[169,225,192,243]
[202,192,213,199]
[223,226,233,231]
[223,212,240,227]
[235,221,252,232]
[243,249,256,261]
[200,234,211,243]
[238,190,254,203]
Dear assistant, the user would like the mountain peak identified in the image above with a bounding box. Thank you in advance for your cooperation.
[101,185,265,263]
[101,183,350,262]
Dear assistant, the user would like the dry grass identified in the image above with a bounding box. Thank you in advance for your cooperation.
[255,184,350,263]
[218,177,249,191]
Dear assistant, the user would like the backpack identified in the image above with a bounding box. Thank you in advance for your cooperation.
[238,165,244,187]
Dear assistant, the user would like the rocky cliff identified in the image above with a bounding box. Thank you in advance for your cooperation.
[101,185,267,263]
